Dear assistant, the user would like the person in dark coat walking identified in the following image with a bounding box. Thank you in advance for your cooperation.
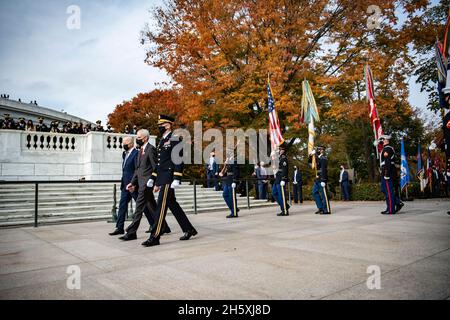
[292,165,303,204]
[109,136,156,236]
[339,165,350,201]
[121,129,170,240]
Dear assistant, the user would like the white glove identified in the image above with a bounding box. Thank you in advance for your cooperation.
[384,176,390,180]
[373,140,380,147]
[146,179,154,188]
[231,183,236,189]
[170,180,180,189]
[280,181,285,187]
[320,182,326,188]
[310,150,316,155]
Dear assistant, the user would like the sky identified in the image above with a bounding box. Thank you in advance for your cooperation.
[0,0,438,126]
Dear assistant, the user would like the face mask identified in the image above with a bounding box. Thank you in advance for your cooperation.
[136,138,144,147]
[158,126,166,136]
[123,144,130,151]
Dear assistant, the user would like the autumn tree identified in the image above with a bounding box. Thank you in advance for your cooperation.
[108,89,186,136]
[136,0,437,181]
[404,0,449,112]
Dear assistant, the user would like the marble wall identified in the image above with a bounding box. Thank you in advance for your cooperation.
[0,130,156,181]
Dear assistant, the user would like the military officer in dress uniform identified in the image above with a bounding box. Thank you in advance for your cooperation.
[3,114,16,129]
[95,120,104,132]
[141,115,198,247]
[379,134,397,214]
[310,146,331,214]
[219,150,240,218]
[17,118,26,130]
[36,118,49,132]
[272,143,290,216]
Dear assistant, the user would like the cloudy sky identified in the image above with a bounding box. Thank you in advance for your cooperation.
[0,0,168,124]
[0,0,435,125]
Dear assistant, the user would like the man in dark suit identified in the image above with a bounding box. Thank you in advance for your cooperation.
[206,152,219,190]
[256,161,268,200]
[339,165,350,201]
[292,166,303,204]
[109,137,153,235]
[120,129,170,241]
[142,115,197,247]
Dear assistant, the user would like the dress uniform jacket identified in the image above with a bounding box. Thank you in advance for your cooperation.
[275,154,288,184]
[317,155,328,182]
[222,161,240,185]
[152,131,183,186]
[380,145,395,179]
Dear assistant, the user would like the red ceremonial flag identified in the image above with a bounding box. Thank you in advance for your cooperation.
[364,64,384,156]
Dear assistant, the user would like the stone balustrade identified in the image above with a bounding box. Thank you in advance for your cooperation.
[0,130,156,181]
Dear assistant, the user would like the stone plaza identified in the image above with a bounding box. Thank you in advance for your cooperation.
[0,199,448,300]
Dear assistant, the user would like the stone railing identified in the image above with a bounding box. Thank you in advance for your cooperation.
[22,132,78,151]
[105,135,124,151]
[0,129,155,181]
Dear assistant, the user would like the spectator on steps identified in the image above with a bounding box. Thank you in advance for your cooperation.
[26,119,35,132]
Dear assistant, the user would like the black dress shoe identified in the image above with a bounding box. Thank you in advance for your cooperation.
[277,212,286,216]
[119,233,137,241]
[315,209,323,214]
[109,229,124,236]
[226,214,238,218]
[396,202,404,213]
[180,228,198,241]
[141,237,160,247]
[380,211,389,214]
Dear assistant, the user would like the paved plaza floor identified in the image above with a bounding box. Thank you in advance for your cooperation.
[0,200,449,300]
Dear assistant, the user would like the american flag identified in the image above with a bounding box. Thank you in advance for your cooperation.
[267,80,284,148]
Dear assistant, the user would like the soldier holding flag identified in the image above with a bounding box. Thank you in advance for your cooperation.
[310,146,331,215]
[379,134,397,214]
[272,143,290,216]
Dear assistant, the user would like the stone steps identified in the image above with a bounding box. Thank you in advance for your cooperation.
[0,192,225,205]
[0,183,277,227]
[0,197,267,214]
[0,202,276,227]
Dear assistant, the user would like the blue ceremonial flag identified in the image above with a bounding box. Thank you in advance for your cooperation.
[400,138,410,190]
